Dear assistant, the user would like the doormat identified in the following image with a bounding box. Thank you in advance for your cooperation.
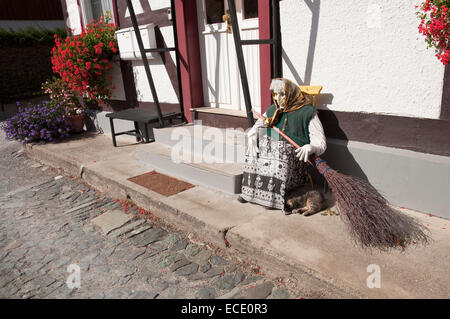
[128,171,195,197]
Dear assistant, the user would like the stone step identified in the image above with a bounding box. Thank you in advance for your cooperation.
[153,124,247,164]
[136,142,243,194]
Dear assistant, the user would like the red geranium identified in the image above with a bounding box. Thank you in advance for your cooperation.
[417,0,450,65]
[51,15,118,102]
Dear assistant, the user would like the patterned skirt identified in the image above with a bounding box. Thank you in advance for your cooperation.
[240,135,309,210]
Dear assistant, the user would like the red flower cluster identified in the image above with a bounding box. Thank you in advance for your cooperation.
[417,0,450,65]
[51,16,118,102]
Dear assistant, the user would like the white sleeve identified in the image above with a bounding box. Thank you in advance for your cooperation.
[247,112,267,138]
[308,113,327,156]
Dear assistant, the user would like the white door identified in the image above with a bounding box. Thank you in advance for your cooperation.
[197,0,261,113]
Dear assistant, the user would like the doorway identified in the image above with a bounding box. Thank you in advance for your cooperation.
[196,0,261,113]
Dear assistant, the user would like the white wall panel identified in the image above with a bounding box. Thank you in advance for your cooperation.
[130,24,178,103]
[148,0,171,11]
[108,60,126,100]
[159,25,176,63]
[65,0,82,34]
[132,59,179,103]
[280,0,445,119]
[124,0,144,17]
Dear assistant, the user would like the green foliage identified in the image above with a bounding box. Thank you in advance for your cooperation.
[0,26,66,48]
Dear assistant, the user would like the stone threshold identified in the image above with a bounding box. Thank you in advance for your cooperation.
[190,107,248,118]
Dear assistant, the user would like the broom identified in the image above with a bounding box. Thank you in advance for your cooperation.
[252,109,430,251]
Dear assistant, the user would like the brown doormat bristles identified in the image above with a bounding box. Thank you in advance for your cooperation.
[128,171,195,197]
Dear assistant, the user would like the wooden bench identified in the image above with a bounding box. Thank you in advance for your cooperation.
[105,108,180,147]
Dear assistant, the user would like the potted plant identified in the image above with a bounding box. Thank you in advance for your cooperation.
[42,77,85,133]
[417,0,450,65]
[50,14,118,103]
[65,104,85,133]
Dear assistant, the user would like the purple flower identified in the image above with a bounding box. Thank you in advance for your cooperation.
[1,101,71,144]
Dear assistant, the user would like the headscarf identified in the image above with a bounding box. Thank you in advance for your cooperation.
[265,78,313,128]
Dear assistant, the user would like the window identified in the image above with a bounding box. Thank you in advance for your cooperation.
[205,0,224,24]
[243,0,258,19]
[81,0,115,25]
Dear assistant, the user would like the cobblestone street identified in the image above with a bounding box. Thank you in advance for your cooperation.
[1,115,357,300]
[1,0,449,303]
[0,129,350,299]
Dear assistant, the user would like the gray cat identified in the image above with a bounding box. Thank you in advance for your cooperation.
[285,186,328,216]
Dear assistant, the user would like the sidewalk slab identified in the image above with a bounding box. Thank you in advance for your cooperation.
[227,208,450,298]
[91,209,134,235]
[23,133,450,298]
[82,158,262,245]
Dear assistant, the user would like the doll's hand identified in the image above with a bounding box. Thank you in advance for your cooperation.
[295,144,313,162]
[246,135,259,158]
[245,117,265,158]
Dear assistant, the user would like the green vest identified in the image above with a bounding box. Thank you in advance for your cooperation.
[264,103,317,147]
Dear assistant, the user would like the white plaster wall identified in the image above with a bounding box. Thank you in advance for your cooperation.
[147,0,171,11]
[159,25,177,63]
[65,0,82,35]
[107,59,127,100]
[280,0,445,119]
[131,25,179,103]
[125,0,144,17]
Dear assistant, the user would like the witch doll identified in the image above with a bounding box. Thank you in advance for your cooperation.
[238,78,327,214]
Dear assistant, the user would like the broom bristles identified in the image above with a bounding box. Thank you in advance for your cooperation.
[250,109,430,251]
[314,158,430,251]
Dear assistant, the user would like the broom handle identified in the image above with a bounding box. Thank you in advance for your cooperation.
[251,109,314,166]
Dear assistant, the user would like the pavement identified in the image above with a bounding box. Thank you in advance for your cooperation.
[13,131,450,298]
[0,128,348,299]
